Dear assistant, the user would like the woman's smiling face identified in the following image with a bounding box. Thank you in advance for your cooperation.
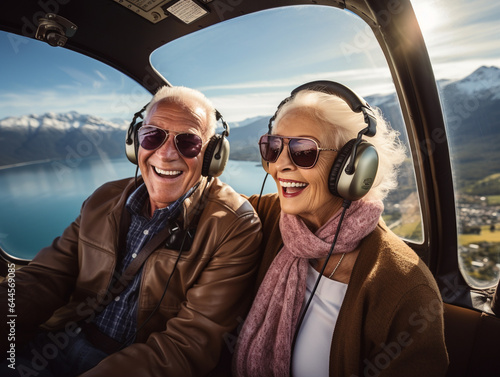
[269,109,342,230]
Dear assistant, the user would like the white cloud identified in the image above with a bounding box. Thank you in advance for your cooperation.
[95,70,107,81]
[420,1,500,76]
[199,66,396,122]
[0,89,151,121]
[432,59,500,81]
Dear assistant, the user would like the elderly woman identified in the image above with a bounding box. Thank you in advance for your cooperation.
[234,81,449,377]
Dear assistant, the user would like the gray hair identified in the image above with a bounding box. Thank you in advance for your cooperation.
[144,86,217,139]
[273,89,407,201]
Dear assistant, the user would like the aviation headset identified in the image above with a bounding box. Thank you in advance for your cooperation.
[125,103,230,178]
[264,80,379,202]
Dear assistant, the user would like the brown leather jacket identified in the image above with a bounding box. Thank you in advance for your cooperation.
[0,177,262,376]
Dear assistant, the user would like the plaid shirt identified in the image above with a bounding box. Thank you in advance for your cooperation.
[93,183,194,343]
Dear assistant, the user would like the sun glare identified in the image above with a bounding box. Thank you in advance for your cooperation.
[411,1,442,36]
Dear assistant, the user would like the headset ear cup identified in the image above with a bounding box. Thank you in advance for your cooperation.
[125,121,141,165]
[329,140,379,201]
[202,135,230,177]
[329,139,356,198]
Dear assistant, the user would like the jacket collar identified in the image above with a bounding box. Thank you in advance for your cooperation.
[180,176,212,229]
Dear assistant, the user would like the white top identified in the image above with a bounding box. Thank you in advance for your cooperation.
[291,263,348,377]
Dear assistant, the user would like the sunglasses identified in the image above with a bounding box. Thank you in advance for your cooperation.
[259,134,338,169]
[138,125,203,158]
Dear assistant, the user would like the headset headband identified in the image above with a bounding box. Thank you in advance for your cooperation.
[269,80,377,175]
[271,80,376,137]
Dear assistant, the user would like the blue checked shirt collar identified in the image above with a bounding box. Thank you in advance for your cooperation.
[127,183,184,219]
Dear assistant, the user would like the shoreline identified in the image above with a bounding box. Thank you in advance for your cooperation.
[0,157,262,171]
[0,159,54,170]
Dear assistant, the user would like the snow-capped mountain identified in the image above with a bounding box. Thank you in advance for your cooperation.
[0,111,128,131]
[436,66,500,183]
[440,66,500,98]
[0,112,128,166]
[230,115,269,129]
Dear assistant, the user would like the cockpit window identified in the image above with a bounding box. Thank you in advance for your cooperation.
[151,5,423,242]
[413,0,500,289]
[0,30,150,259]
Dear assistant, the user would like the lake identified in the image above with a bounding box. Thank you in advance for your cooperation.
[0,158,276,259]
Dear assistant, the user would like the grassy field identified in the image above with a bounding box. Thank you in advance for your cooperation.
[388,220,422,241]
[459,224,500,245]
[488,196,500,205]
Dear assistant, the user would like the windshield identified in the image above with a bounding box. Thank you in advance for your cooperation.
[1,1,499,290]
[152,5,421,240]
[151,1,500,289]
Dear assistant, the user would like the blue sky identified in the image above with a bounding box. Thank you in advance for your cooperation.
[154,0,500,121]
[0,33,150,121]
[1,0,500,123]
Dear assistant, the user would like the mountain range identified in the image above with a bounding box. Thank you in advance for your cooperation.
[227,65,500,189]
[0,111,128,167]
[1,66,499,191]
[436,66,500,187]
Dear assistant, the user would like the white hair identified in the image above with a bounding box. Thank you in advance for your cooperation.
[144,86,217,138]
[273,90,407,201]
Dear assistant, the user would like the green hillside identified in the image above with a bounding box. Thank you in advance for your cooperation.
[463,173,500,196]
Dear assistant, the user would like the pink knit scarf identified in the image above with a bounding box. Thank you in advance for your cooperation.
[234,199,384,377]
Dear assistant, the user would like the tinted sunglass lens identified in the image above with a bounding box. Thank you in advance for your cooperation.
[258,135,269,161]
[289,138,318,168]
[259,135,282,162]
[175,134,202,158]
[138,126,167,150]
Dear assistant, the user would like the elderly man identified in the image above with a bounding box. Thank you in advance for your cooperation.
[0,86,262,376]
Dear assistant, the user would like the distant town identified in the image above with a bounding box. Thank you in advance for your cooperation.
[456,194,500,287]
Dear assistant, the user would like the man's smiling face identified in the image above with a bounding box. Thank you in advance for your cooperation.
[138,100,208,215]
